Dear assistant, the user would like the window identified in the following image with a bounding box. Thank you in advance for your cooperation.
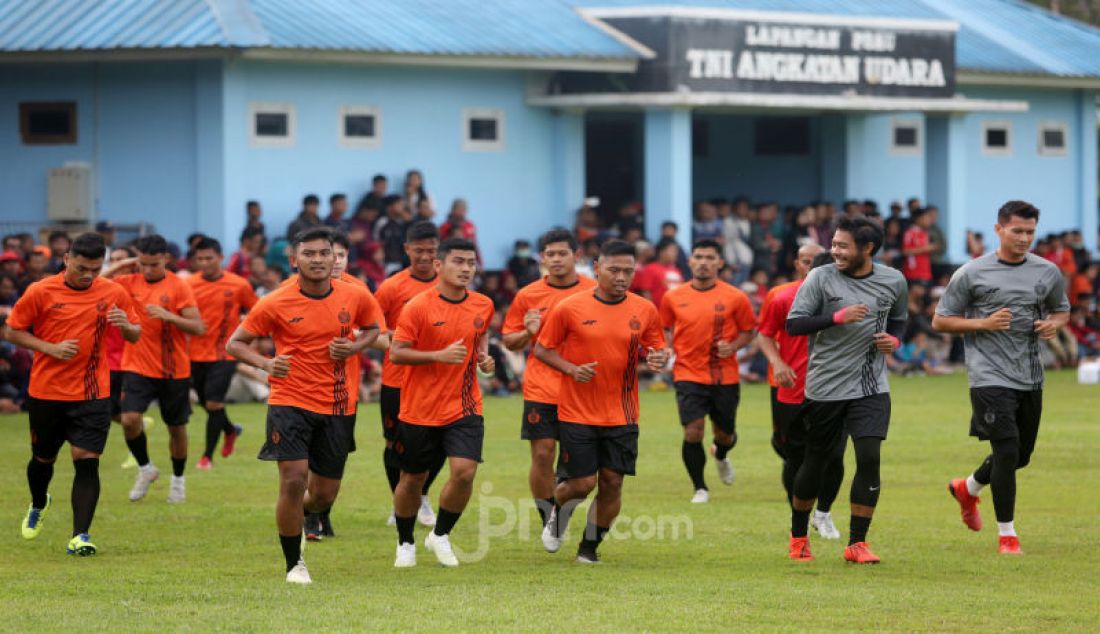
[982,121,1012,157]
[462,108,505,151]
[1038,121,1067,157]
[20,102,77,144]
[692,118,709,158]
[753,117,810,156]
[890,119,921,155]
[249,103,295,147]
[339,106,381,148]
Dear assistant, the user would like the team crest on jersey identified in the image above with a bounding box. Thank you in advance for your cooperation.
[474,316,485,329]
[629,316,641,331]
[1034,283,1048,299]
[876,295,893,308]
[338,309,351,324]
[160,294,171,306]
[223,290,234,298]
[714,303,725,313]
[96,300,108,312]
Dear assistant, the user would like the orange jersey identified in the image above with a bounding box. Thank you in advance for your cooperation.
[7,274,136,401]
[242,278,383,416]
[116,272,198,380]
[187,272,258,362]
[659,281,756,385]
[538,291,664,426]
[375,269,438,388]
[501,275,597,403]
[759,282,799,387]
[393,290,494,426]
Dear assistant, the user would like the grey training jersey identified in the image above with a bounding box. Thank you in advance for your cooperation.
[935,252,1069,391]
[788,263,908,402]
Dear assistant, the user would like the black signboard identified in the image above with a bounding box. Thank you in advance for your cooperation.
[553,13,956,98]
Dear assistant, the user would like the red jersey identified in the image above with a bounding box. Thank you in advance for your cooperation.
[116,272,198,380]
[902,226,932,282]
[375,269,438,389]
[757,280,808,404]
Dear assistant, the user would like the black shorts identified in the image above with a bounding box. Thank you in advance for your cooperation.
[969,387,1042,444]
[379,385,401,441]
[258,405,356,479]
[521,400,559,441]
[799,393,890,453]
[109,370,124,418]
[120,372,192,425]
[674,382,740,434]
[191,361,237,405]
[772,399,805,459]
[558,421,639,478]
[394,415,484,474]
[27,397,111,457]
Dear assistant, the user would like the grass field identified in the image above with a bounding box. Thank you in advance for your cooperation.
[1,370,1098,632]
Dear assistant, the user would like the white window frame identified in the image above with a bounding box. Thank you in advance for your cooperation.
[981,120,1012,157]
[1037,121,1068,157]
[462,107,505,152]
[889,118,922,156]
[338,105,382,148]
[249,102,295,148]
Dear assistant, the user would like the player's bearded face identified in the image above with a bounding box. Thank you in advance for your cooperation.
[689,248,721,279]
[830,230,865,273]
[293,240,335,282]
[541,242,575,277]
[597,254,635,299]
[138,252,167,282]
[437,250,477,288]
[995,217,1037,259]
[63,254,103,289]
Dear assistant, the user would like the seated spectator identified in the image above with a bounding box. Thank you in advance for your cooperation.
[227,226,265,277]
[440,198,477,244]
[1068,306,1100,357]
[506,240,540,289]
[19,248,50,291]
[245,199,266,236]
[375,195,411,275]
[1070,263,1097,307]
[257,266,286,297]
[612,201,643,238]
[225,337,273,402]
[415,197,435,222]
[659,221,691,278]
[966,230,986,259]
[358,241,387,292]
[46,230,70,273]
[248,254,268,290]
[286,193,322,241]
[0,250,22,280]
[692,200,723,241]
[264,237,291,276]
[402,169,432,216]
[354,173,389,216]
[324,193,350,230]
[0,274,19,311]
[890,331,949,376]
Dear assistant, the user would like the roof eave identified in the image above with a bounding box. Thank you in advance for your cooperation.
[240,48,638,72]
[958,69,1100,89]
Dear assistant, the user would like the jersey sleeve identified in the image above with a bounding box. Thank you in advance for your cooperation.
[355,287,384,330]
[501,291,527,335]
[176,278,198,311]
[392,299,423,345]
[935,266,971,317]
[374,282,398,333]
[731,289,756,332]
[1045,271,1071,313]
[5,284,42,331]
[787,269,825,319]
[889,276,909,320]
[112,284,138,322]
[641,303,666,349]
[657,291,676,329]
[239,280,259,311]
[241,296,276,337]
[481,299,495,334]
[536,303,569,350]
[757,293,785,338]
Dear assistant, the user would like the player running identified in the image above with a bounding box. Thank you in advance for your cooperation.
[934,201,1069,555]
[188,237,258,470]
[227,227,382,584]
[534,239,669,563]
[374,221,442,528]
[658,239,755,503]
[501,229,596,531]
[112,234,205,504]
[758,247,846,539]
[784,217,907,564]
[389,238,494,568]
[5,232,140,555]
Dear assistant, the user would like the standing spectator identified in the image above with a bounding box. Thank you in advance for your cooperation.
[355,173,389,215]
[692,200,723,242]
[902,208,935,286]
[414,198,435,222]
[248,254,268,290]
[906,197,921,217]
[439,198,478,245]
[402,169,431,216]
[245,200,266,235]
[285,193,322,241]
[19,249,50,292]
[324,193,350,230]
[506,240,541,289]
[574,202,602,243]
[612,201,644,238]
[348,204,381,263]
[752,202,782,276]
[45,231,70,273]
[358,241,387,291]
[925,206,947,274]
[881,217,903,270]
[1067,230,1089,273]
[227,226,265,277]
[659,221,691,279]
[375,195,410,274]
[637,239,684,307]
[723,197,755,286]
[966,230,986,259]
[94,221,116,251]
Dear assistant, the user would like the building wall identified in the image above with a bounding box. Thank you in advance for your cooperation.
[0,62,201,242]
[220,61,566,268]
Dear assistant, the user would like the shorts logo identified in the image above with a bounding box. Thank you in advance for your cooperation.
[714,303,725,313]
[984,412,996,424]
[561,450,569,463]
[394,441,405,455]
[271,430,281,444]
[30,431,37,445]
[629,316,641,331]
[288,317,304,324]
[527,410,541,424]
[384,416,394,429]
[473,316,485,330]
[338,309,351,324]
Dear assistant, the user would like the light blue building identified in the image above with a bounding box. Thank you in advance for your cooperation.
[2,0,1098,265]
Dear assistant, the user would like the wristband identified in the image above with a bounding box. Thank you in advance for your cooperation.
[832,308,848,324]
[882,334,899,349]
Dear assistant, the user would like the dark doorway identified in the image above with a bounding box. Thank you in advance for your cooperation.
[585,113,643,228]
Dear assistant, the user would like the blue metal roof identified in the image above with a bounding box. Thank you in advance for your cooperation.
[2,0,1100,76]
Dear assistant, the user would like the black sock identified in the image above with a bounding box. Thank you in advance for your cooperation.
[217,409,235,434]
[433,507,462,537]
[713,438,734,461]
[849,515,871,545]
[203,410,221,459]
[27,458,54,509]
[126,432,150,466]
[579,522,609,551]
[172,457,186,477]
[682,440,707,491]
[422,455,445,495]
[279,533,302,572]
[395,514,416,545]
[71,458,100,535]
[791,508,810,538]
[536,497,555,526]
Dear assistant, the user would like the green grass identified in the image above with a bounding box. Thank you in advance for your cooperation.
[1,370,1098,632]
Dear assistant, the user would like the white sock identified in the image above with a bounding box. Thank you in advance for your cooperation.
[997,521,1016,537]
[966,475,985,497]
[813,510,831,520]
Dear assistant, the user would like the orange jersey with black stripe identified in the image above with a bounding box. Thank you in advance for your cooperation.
[187,272,258,362]
[375,269,438,388]
[537,291,664,427]
[116,272,198,380]
[7,273,136,401]
[242,278,383,416]
[759,281,799,387]
[501,276,597,403]
[658,281,756,385]
[393,290,494,426]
